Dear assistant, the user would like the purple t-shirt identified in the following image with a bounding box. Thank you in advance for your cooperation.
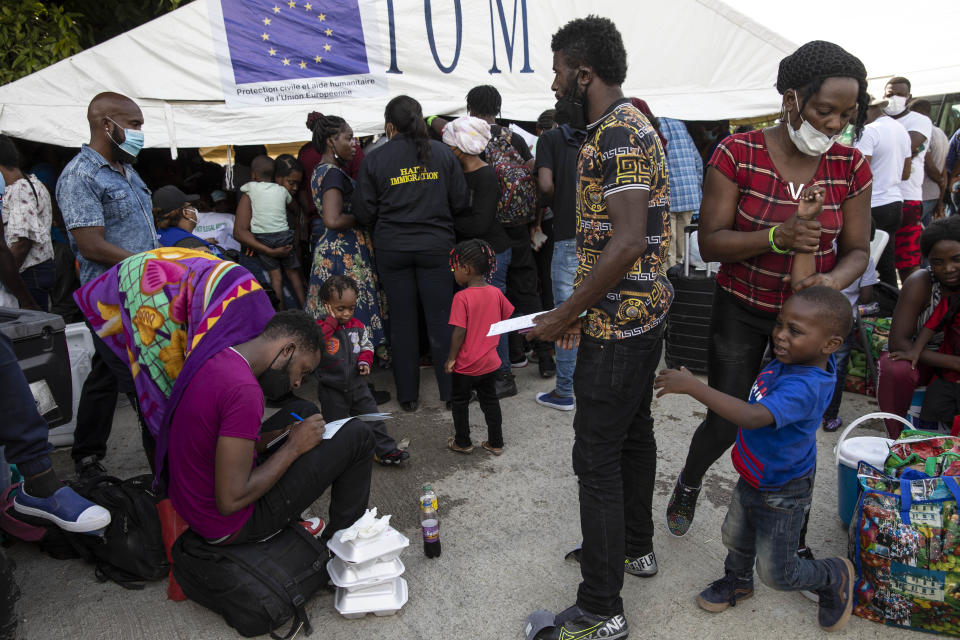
[168,348,264,539]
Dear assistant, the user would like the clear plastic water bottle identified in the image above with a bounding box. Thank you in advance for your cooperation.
[420,484,441,558]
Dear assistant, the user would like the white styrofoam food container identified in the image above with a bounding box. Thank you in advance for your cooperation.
[326,526,409,568]
[334,577,408,618]
[327,556,405,592]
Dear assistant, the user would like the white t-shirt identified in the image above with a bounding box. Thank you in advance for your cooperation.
[922,126,949,202]
[855,116,912,208]
[893,110,933,202]
[841,255,879,310]
[194,212,240,251]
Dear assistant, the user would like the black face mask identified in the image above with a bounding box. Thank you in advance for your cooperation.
[258,347,294,401]
[554,74,588,131]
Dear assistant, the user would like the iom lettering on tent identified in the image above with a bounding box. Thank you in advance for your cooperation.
[385,0,534,75]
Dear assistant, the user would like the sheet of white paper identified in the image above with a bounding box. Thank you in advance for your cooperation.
[487,311,548,337]
[324,413,393,440]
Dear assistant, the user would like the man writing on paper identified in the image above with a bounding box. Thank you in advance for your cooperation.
[72,248,374,545]
[527,15,672,639]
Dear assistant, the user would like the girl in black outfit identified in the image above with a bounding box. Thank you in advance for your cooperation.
[353,96,470,411]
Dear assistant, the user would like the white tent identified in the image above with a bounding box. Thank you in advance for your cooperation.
[0,0,956,151]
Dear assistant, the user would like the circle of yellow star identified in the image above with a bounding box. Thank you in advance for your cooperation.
[299,60,307,69]
[261,32,269,41]
[273,5,280,13]
[304,2,312,10]
[268,47,277,56]
[323,43,332,52]
[314,55,322,63]
[317,13,326,21]
[325,28,333,36]
[262,17,271,25]
[282,58,291,66]
[287,0,296,7]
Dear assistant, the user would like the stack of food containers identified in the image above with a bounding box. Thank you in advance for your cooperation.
[327,524,410,618]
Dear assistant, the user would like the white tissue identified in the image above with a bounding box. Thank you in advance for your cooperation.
[338,508,392,543]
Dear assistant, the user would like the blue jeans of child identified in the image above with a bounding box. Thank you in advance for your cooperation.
[489,248,512,373]
[722,474,832,592]
[552,239,578,397]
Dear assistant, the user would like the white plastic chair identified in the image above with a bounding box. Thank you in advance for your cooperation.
[869,230,889,267]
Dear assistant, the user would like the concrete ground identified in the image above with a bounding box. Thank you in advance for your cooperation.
[8,359,916,640]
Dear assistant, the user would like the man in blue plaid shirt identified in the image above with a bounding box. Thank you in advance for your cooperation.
[660,117,703,266]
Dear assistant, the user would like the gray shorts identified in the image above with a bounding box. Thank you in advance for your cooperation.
[253,230,298,271]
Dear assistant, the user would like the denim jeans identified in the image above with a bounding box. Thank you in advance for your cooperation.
[823,327,855,420]
[489,248,512,373]
[722,475,833,592]
[921,198,939,228]
[19,260,56,311]
[0,332,53,477]
[551,239,578,397]
[573,328,663,617]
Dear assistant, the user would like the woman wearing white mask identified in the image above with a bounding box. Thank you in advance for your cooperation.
[665,40,873,539]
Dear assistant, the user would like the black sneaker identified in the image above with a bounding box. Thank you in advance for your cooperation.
[817,558,854,632]
[494,372,518,399]
[74,456,107,481]
[696,572,754,612]
[535,609,629,640]
[624,551,657,578]
[666,470,701,537]
[538,355,556,379]
[374,449,409,466]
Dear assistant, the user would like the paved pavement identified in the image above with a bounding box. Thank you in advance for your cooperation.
[8,360,916,639]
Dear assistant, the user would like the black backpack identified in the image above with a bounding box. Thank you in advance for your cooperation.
[172,523,330,639]
[67,474,169,589]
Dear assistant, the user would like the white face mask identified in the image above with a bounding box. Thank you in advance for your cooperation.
[786,91,840,156]
[883,95,908,116]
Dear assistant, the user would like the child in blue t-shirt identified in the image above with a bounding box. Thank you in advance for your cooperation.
[654,285,856,632]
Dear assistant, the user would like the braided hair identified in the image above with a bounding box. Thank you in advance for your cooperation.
[318,274,360,302]
[274,153,303,178]
[466,85,502,118]
[776,40,869,139]
[449,239,497,278]
[310,112,348,155]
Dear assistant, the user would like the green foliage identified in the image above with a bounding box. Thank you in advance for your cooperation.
[0,1,83,85]
[0,0,186,85]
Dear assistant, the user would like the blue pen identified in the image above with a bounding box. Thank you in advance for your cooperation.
[290,412,305,422]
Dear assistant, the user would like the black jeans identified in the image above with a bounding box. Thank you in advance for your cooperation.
[72,324,149,464]
[534,218,555,311]
[682,289,776,486]
[451,371,502,448]
[231,399,375,544]
[573,328,663,617]
[19,260,55,311]
[318,378,397,457]
[871,201,903,288]
[375,249,453,403]
[504,224,551,361]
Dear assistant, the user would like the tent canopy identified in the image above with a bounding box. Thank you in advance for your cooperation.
[0,0,956,150]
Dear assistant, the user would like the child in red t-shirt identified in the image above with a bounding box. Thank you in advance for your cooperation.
[445,239,514,455]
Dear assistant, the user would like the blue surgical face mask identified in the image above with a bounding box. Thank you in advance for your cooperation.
[0,171,5,209]
[106,117,145,158]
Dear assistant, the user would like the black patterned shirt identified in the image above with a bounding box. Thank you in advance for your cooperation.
[575,99,673,340]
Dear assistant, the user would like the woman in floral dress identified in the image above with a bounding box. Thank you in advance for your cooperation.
[304,114,386,349]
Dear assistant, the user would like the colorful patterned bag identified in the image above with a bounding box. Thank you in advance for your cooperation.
[884,431,960,477]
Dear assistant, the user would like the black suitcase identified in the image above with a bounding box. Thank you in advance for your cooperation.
[664,225,715,374]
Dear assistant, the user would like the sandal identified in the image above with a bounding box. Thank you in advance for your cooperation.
[447,436,473,454]
[481,441,503,456]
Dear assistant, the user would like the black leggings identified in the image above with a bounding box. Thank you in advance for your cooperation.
[871,201,902,289]
[681,288,777,487]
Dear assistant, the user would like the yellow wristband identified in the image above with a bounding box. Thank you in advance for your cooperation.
[425,115,437,127]
[769,225,790,254]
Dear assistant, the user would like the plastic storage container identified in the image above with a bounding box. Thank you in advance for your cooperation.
[326,526,409,569]
[334,577,408,618]
[0,308,71,427]
[834,412,912,527]
[327,556,405,592]
[48,323,95,446]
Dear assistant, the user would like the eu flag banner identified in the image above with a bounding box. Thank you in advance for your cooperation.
[221,0,369,84]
